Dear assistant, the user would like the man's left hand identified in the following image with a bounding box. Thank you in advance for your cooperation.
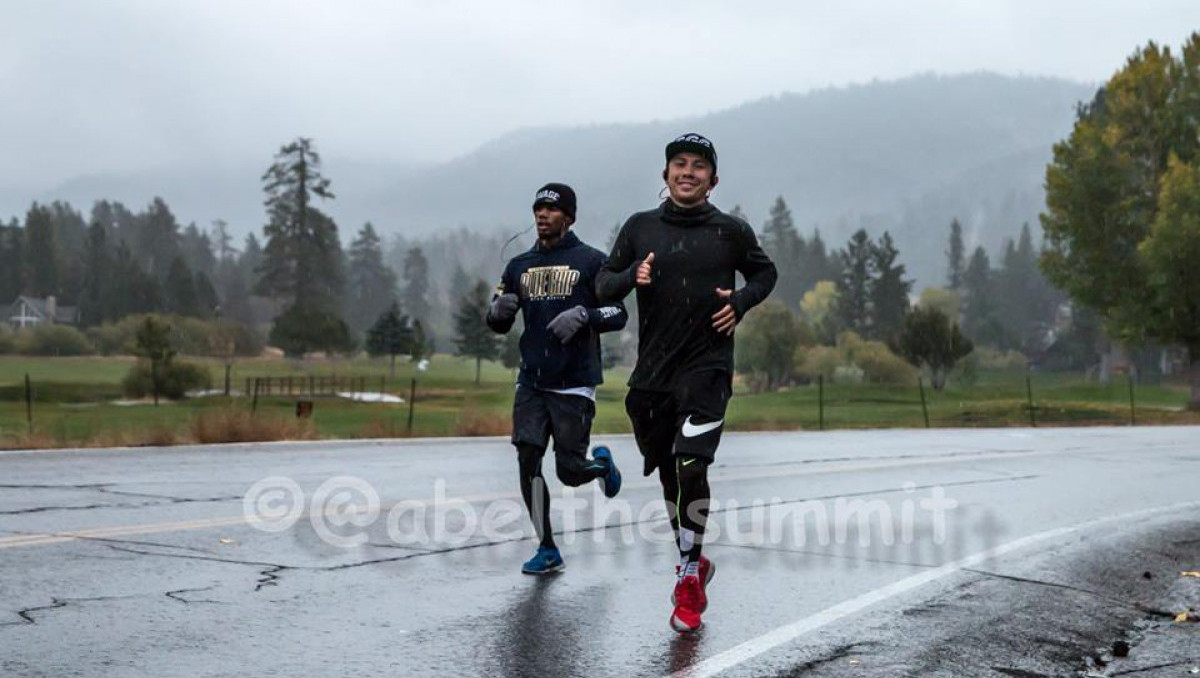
[548,305,589,343]
[712,288,737,335]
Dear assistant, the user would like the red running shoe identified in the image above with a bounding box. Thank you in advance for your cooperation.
[670,574,706,633]
[672,556,715,611]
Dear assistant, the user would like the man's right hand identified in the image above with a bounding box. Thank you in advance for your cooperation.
[489,293,519,321]
[636,252,655,286]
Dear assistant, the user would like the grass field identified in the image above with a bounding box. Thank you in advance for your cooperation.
[0,355,1196,449]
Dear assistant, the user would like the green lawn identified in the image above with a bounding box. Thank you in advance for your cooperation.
[0,355,1195,449]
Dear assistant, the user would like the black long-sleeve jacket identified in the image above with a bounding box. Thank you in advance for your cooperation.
[596,200,777,392]
[487,231,627,389]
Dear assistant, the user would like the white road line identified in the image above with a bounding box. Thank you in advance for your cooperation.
[669,500,1200,678]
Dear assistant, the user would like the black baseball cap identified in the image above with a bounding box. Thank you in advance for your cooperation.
[665,133,718,173]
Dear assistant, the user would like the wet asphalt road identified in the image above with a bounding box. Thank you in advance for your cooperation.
[1,426,1198,677]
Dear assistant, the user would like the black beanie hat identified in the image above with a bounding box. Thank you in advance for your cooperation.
[665,133,718,173]
[532,182,577,222]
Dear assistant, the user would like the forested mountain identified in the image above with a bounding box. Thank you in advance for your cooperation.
[11,72,1095,287]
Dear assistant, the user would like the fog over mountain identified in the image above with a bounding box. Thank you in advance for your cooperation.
[11,72,1095,287]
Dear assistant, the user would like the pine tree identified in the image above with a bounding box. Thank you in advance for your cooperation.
[835,229,874,336]
[366,301,413,378]
[78,221,113,327]
[0,218,24,301]
[110,242,161,318]
[256,138,350,352]
[135,197,182,281]
[761,196,803,309]
[961,246,1003,345]
[454,279,501,385]
[256,137,344,308]
[402,246,431,328]
[345,222,398,332]
[165,257,199,318]
[24,203,60,297]
[946,218,965,290]
[194,272,219,319]
[180,222,216,278]
[800,228,837,294]
[870,232,912,341]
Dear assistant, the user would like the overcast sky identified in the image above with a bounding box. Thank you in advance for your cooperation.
[1,1,1195,188]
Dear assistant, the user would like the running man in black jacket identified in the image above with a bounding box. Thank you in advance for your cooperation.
[487,183,628,575]
[596,134,777,632]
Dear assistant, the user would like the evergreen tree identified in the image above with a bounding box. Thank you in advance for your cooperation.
[256,137,344,309]
[834,229,874,336]
[946,218,965,290]
[78,221,113,327]
[761,196,803,308]
[345,222,398,332]
[797,228,837,294]
[269,303,356,358]
[180,222,217,278]
[194,272,219,319]
[241,233,263,283]
[165,257,199,317]
[402,246,431,328]
[366,301,413,377]
[25,203,59,297]
[48,202,87,301]
[213,219,236,263]
[961,246,1004,345]
[0,219,24,301]
[135,197,182,281]
[111,242,161,318]
[454,279,501,384]
[870,232,912,341]
[133,314,176,406]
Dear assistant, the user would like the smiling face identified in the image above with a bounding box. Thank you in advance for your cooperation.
[534,204,572,243]
[665,152,717,207]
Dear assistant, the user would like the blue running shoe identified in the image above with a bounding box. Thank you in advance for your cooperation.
[521,546,565,575]
[592,445,622,498]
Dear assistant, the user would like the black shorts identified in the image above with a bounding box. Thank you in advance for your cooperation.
[625,369,731,476]
[511,386,595,455]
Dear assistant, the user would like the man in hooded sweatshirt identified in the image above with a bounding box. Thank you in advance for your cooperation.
[596,134,777,632]
[487,182,628,575]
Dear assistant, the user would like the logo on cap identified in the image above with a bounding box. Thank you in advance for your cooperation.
[674,133,712,148]
[535,189,560,202]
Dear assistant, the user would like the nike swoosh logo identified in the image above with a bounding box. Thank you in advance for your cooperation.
[681,416,723,438]
[681,458,696,467]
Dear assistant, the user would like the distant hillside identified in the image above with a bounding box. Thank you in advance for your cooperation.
[20,72,1095,287]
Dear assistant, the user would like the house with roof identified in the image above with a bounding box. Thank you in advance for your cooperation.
[7,296,79,329]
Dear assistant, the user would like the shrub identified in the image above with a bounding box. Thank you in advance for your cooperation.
[122,360,213,400]
[86,323,131,356]
[795,331,915,384]
[17,324,96,356]
[973,346,1029,371]
[796,345,841,381]
[853,341,918,384]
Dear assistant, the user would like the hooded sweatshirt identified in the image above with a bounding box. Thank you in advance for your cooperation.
[596,200,777,392]
[487,231,627,389]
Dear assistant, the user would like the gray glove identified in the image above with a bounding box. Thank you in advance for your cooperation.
[547,305,589,343]
[488,293,519,322]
